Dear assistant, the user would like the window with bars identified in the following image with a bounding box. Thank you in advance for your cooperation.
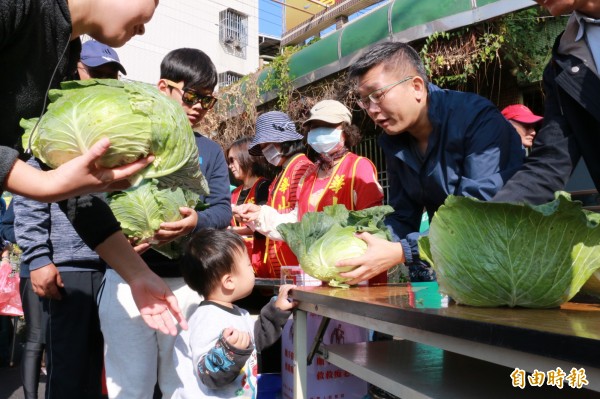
[219,8,248,58]
[218,71,243,88]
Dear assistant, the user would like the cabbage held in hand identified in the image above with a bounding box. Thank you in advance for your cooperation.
[21,79,209,196]
[418,192,600,308]
[277,205,393,287]
[108,180,199,259]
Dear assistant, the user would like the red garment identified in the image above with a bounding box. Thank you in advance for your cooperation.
[297,153,383,216]
[297,153,387,285]
[231,178,268,270]
[257,154,312,278]
[231,177,267,227]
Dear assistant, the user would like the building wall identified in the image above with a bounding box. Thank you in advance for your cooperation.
[114,0,259,87]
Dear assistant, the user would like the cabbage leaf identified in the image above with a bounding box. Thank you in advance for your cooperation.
[21,79,209,196]
[418,192,600,308]
[108,180,199,259]
[277,205,393,287]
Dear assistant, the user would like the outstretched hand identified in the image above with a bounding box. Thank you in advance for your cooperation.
[129,270,189,335]
[336,232,405,285]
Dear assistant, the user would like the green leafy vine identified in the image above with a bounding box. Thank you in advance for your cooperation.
[261,46,301,111]
[419,27,504,89]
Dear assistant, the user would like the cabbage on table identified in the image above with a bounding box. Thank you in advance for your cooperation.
[20,79,209,196]
[277,205,393,287]
[418,192,600,308]
[108,180,199,259]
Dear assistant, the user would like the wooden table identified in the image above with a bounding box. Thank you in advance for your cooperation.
[290,284,600,399]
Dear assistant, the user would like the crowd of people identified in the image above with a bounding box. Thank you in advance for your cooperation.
[1,0,599,398]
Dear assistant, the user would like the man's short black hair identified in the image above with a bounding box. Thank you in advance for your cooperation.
[348,41,429,86]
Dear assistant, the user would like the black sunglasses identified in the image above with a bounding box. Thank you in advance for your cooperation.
[164,79,218,110]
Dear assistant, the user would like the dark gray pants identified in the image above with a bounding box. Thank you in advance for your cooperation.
[44,271,104,399]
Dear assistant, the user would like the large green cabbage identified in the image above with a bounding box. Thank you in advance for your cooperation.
[277,205,393,287]
[418,192,600,308]
[20,79,209,196]
[108,180,199,259]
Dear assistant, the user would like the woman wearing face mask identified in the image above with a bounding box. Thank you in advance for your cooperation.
[235,101,385,283]
[236,111,313,278]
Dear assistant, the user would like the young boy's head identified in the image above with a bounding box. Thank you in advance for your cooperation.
[157,48,218,127]
[182,228,255,301]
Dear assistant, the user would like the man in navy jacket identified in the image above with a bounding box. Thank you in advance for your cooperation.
[336,41,523,283]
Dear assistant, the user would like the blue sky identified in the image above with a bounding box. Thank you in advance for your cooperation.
[258,1,385,39]
[259,0,283,37]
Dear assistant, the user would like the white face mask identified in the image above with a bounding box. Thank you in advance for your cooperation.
[307,127,343,154]
[262,143,282,166]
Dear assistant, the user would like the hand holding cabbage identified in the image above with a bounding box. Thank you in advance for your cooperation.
[277,204,394,287]
[20,79,210,257]
[21,79,209,196]
[335,232,406,285]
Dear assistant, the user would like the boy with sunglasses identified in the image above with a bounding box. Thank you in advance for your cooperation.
[99,47,232,399]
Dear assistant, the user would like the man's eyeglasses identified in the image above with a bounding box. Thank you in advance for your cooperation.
[163,79,218,110]
[357,76,414,109]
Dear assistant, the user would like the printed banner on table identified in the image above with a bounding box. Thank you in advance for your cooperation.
[281,313,368,399]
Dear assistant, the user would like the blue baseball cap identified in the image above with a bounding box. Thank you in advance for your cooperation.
[80,41,127,75]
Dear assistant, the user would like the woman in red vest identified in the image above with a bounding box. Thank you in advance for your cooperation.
[227,136,273,270]
[237,111,313,278]
[235,100,385,284]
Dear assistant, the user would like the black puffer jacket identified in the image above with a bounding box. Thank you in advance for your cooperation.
[0,0,120,248]
[494,15,600,205]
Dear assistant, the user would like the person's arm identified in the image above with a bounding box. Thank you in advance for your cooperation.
[1,139,153,202]
[234,203,298,241]
[456,101,524,201]
[94,234,187,334]
[196,328,254,389]
[493,60,575,205]
[12,162,65,299]
[153,138,232,242]
[336,156,419,284]
[194,139,232,231]
[254,285,295,351]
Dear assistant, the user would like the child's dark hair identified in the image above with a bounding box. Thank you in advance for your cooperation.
[160,48,218,91]
[181,228,247,298]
